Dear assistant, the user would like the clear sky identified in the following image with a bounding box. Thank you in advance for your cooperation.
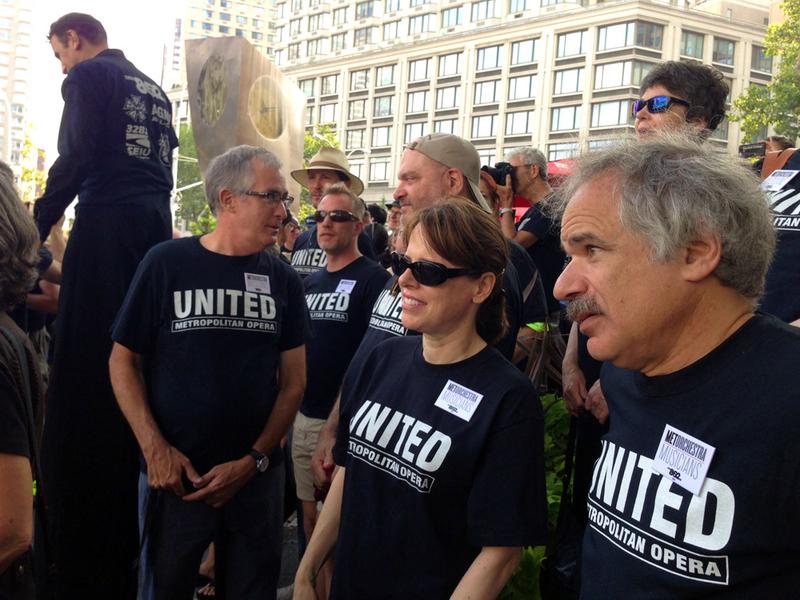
[30,0,182,166]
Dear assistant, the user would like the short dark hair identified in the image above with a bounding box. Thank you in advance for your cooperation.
[639,61,729,132]
[367,204,387,225]
[48,13,107,45]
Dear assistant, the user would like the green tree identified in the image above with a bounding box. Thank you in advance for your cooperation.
[19,133,46,206]
[296,123,341,225]
[730,0,800,141]
[174,123,216,234]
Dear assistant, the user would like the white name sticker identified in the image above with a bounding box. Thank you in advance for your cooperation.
[434,380,484,422]
[244,273,271,294]
[651,424,716,496]
[335,279,357,294]
[761,169,799,192]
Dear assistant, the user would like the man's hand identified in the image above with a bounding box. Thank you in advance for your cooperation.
[562,362,588,417]
[182,457,255,508]
[144,442,201,497]
[311,426,336,490]
[586,381,608,425]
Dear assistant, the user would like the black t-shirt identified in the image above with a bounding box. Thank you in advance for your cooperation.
[508,239,548,325]
[301,257,390,419]
[332,337,548,599]
[112,237,311,473]
[0,369,29,458]
[581,314,800,598]
[761,153,800,322]
[291,226,377,278]
[516,200,566,313]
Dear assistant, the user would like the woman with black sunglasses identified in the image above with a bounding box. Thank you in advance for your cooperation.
[294,197,547,600]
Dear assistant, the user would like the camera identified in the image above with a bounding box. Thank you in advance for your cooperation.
[481,161,517,191]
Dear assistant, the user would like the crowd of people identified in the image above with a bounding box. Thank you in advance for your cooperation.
[0,9,799,600]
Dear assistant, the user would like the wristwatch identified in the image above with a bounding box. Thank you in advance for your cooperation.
[498,207,515,217]
[248,449,269,473]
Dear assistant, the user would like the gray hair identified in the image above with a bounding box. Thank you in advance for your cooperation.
[204,145,282,215]
[0,168,39,311]
[320,182,365,220]
[553,133,775,303]
[505,146,548,180]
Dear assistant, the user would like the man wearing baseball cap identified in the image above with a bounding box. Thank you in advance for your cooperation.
[290,147,376,277]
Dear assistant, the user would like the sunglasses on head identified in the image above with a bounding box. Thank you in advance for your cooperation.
[314,209,358,223]
[631,95,690,117]
[391,252,478,286]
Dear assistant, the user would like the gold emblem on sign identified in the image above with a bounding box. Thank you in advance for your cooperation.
[248,75,285,139]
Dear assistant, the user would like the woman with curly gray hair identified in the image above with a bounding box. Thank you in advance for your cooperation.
[0,165,44,595]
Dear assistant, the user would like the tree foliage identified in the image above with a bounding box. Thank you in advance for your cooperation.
[730,0,800,141]
[174,123,216,234]
[18,133,46,205]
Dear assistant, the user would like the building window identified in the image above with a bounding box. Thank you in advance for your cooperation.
[276,3,286,18]
[508,75,535,100]
[509,0,530,12]
[548,142,578,160]
[635,22,662,49]
[476,45,503,70]
[434,118,457,134]
[385,0,401,11]
[354,26,377,46]
[751,45,772,73]
[347,129,366,148]
[351,69,369,90]
[409,14,433,34]
[554,67,584,94]
[407,90,429,112]
[597,21,662,52]
[709,118,729,141]
[556,30,586,58]
[289,18,302,35]
[319,103,338,123]
[219,25,229,33]
[436,85,459,109]
[478,148,497,166]
[591,100,629,127]
[288,43,300,60]
[374,95,394,117]
[383,21,399,40]
[506,110,534,135]
[253,18,263,27]
[409,58,431,81]
[252,31,263,41]
[551,105,581,131]
[376,65,396,86]
[307,38,328,56]
[511,39,538,65]
[202,23,213,31]
[410,0,430,6]
[471,0,495,21]
[309,13,328,29]
[404,122,429,142]
[321,74,338,95]
[372,125,392,146]
[712,37,735,65]
[290,0,302,10]
[438,53,462,77]
[594,60,653,89]
[331,32,347,50]
[333,7,348,25]
[236,15,247,24]
[370,160,390,181]
[474,80,499,104]
[356,1,374,17]
[471,114,497,138]
[442,6,463,27]
[681,31,704,59]
[349,99,366,119]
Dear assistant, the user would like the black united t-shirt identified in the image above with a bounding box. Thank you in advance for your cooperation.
[331,337,548,599]
[581,314,800,598]
[516,200,566,314]
[762,153,800,322]
[291,226,377,278]
[112,237,311,473]
[301,257,390,419]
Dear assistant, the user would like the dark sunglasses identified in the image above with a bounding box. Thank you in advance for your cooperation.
[391,252,478,286]
[240,190,294,207]
[314,209,358,223]
[631,95,690,117]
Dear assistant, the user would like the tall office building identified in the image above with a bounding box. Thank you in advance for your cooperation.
[0,1,32,176]
[274,0,774,202]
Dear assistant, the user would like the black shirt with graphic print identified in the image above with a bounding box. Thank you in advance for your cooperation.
[516,200,566,313]
[301,256,390,419]
[291,226,377,278]
[582,314,800,598]
[112,237,311,474]
[331,336,548,599]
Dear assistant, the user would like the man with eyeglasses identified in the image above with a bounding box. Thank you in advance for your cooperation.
[109,145,310,600]
[292,183,389,576]
[290,147,376,278]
